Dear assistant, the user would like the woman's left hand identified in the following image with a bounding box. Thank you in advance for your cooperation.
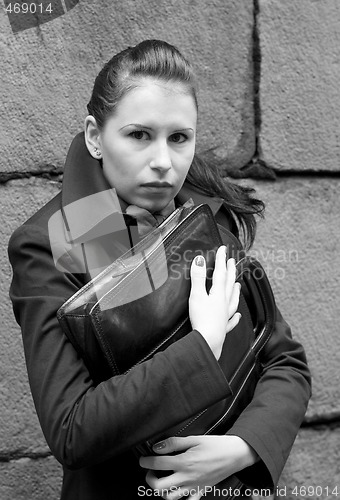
[139,435,258,500]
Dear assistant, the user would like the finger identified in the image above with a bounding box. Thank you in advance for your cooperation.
[153,436,200,455]
[225,257,237,300]
[140,454,178,471]
[190,255,207,297]
[209,245,227,294]
[145,470,159,489]
[145,471,181,500]
[228,282,241,319]
[146,470,183,493]
[226,312,242,334]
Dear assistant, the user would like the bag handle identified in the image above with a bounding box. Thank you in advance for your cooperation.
[236,256,277,354]
[218,223,276,354]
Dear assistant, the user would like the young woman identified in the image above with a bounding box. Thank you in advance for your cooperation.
[8,40,311,500]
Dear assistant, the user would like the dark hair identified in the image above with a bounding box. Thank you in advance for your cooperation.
[87,39,264,248]
[186,157,264,249]
[87,39,198,126]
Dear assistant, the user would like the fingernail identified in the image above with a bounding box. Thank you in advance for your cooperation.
[195,256,204,267]
[153,441,166,451]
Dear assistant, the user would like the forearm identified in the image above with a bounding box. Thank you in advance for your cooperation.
[226,308,311,488]
[9,225,231,469]
[57,331,230,468]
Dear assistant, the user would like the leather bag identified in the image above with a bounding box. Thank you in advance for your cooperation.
[57,203,276,462]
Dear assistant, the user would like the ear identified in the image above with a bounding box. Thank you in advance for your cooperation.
[84,115,102,159]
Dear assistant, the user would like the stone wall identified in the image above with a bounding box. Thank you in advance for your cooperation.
[1,1,339,498]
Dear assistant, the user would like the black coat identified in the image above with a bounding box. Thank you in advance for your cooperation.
[8,133,311,499]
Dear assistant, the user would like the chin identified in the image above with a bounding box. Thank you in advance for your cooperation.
[138,198,172,213]
[147,202,169,213]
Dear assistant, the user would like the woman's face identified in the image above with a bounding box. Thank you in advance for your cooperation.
[97,79,197,212]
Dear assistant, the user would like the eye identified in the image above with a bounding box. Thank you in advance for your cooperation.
[129,130,150,140]
[169,133,188,144]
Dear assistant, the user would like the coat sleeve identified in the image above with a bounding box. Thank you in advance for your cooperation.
[8,223,231,470]
[227,306,312,490]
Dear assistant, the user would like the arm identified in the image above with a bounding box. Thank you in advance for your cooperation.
[139,294,311,495]
[8,223,231,470]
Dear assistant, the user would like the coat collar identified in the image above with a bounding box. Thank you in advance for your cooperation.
[61,132,227,242]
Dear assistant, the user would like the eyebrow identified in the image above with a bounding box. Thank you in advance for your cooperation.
[120,124,194,132]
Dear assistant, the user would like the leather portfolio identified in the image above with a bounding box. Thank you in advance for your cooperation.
[57,203,276,463]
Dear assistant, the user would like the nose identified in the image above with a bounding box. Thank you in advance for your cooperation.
[149,140,172,172]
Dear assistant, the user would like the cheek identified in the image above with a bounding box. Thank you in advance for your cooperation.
[104,146,123,168]
[103,148,134,180]
[107,145,145,173]
[180,148,195,173]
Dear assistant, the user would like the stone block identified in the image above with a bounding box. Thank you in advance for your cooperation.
[237,177,340,420]
[258,0,340,171]
[0,0,255,175]
[1,179,60,454]
[0,456,62,500]
[278,427,340,499]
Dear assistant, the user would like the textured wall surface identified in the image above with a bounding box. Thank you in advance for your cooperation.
[279,427,340,499]
[0,179,62,498]
[1,0,339,498]
[0,0,255,177]
[258,0,340,172]
[248,178,340,420]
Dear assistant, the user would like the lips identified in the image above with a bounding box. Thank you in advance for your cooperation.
[141,182,173,188]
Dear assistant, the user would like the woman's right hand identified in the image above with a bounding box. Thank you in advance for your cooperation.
[188,246,241,360]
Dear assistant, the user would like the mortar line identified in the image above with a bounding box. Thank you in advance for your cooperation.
[0,450,52,463]
[275,169,340,178]
[2,168,340,185]
[0,168,63,184]
[252,0,262,159]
